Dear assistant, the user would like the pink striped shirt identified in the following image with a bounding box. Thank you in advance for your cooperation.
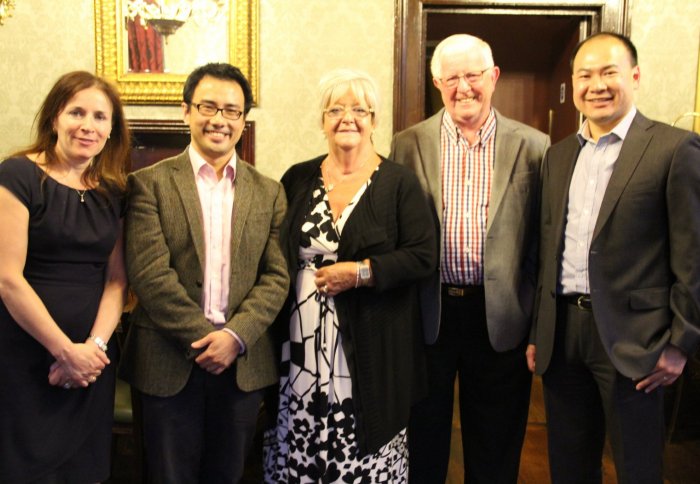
[440,109,496,285]
[189,146,236,325]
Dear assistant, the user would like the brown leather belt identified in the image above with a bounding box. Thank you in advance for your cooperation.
[561,293,592,310]
[442,284,484,297]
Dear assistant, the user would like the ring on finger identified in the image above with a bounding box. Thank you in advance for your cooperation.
[63,382,71,389]
[89,376,97,383]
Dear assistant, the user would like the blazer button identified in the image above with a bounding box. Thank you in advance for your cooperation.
[196,280,203,287]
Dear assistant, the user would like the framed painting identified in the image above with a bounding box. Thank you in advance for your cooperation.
[94,0,259,104]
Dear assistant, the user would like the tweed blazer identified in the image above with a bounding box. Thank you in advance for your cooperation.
[533,112,700,378]
[390,109,550,350]
[119,149,289,396]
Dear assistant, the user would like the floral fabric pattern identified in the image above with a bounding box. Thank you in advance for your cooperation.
[264,173,408,483]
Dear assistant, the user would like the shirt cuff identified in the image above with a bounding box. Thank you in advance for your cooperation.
[221,328,246,354]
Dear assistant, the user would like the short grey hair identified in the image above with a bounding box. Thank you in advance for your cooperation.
[318,68,380,127]
[430,34,495,79]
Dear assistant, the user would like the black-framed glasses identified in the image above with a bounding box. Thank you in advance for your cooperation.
[190,103,244,120]
[439,67,493,89]
[324,106,374,119]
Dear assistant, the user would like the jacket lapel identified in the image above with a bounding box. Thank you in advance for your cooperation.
[171,151,206,269]
[592,113,653,241]
[416,111,444,224]
[552,139,581,255]
[488,113,522,233]
[230,161,253,262]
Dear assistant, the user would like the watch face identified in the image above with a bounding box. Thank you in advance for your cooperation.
[360,265,371,279]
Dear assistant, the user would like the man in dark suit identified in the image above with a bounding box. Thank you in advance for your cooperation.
[528,32,700,484]
[120,63,289,483]
[390,34,549,483]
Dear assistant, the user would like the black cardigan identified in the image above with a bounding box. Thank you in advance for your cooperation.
[276,154,437,456]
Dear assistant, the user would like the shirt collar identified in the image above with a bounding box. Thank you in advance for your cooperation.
[442,108,497,146]
[577,106,637,146]
[188,145,237,181]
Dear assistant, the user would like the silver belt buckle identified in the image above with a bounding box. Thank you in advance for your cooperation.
[577,295,591,310]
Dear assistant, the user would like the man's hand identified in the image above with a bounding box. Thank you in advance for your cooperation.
[526,344,536,373]
[191,331,241,375]
[635,344,687,393]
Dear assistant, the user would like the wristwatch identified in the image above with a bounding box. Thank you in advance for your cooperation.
[358,261,371,284]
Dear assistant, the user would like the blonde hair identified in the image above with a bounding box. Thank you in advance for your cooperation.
[318,68,380,127]
[430,34,494,79]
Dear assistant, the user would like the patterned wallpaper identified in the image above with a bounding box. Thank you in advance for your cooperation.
[0,0,697,179]
[0,1,96,158]
[630,0,700,128]
[248,0,396,178]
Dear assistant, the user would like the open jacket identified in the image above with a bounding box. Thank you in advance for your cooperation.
[120,149,289,396]
[533,112,700,377]
[276,155,437,455]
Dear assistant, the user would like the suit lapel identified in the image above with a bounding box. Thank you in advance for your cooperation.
[416,111,443,224]
[230,161,253,264]
[171,151,206,269]
[488,113,522,233]
[592,113,653,241]
[552,139,581,255]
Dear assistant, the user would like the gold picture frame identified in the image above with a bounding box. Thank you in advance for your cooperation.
[94,0,259,104]
[695,37,700,133]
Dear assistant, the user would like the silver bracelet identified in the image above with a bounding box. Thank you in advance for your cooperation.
[355,262,361,288]
[88,334,108,352]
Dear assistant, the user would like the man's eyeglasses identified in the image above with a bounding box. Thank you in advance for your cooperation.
[438,67,493,89]
[324,106,374,119]
[190,103,244,120]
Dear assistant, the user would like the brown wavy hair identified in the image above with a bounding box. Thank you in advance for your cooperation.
[13,71,131,194]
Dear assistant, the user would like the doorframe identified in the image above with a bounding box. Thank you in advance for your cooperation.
[393,0,630,132]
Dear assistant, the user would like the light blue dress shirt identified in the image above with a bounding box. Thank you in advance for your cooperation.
[559,107,637,295]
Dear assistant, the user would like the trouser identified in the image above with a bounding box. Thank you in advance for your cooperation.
[542,299,665,484]
[409,285,532,484]
[141,365,264,484]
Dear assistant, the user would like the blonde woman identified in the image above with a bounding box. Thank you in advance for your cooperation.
[264,69,437,482]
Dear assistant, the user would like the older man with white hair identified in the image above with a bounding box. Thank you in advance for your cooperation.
[391,34,549,483]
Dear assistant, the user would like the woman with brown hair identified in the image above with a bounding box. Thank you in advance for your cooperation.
[0,71,130,483]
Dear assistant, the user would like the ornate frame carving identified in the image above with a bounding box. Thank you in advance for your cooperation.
[94,0,259,104]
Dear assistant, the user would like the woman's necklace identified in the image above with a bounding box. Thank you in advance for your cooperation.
[75,189,87,203]
[322,157,369,193]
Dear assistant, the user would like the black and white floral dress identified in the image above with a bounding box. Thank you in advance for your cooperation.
[264,172,408,483]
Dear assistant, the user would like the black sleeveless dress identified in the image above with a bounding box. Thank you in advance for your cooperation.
[0,156,123,483]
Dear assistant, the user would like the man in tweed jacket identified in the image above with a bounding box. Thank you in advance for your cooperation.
[120,63,288,483]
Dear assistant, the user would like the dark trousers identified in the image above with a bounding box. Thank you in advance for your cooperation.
[409,287,532,484]
[542,300,665,484]
[140,365,264,484]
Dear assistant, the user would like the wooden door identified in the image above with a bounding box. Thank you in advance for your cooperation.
[424,12,585,143]
[394,0,630,141]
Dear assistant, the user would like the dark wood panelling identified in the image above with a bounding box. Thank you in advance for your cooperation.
[128,119,255,172]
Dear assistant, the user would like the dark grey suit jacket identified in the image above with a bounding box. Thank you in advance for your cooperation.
[120,149,289,396]
[390,109,550,350]
[533,112,700,378]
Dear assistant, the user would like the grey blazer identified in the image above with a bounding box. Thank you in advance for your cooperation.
[533,112,700,378]
[390,109,550,350]
[120,150,289,396]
